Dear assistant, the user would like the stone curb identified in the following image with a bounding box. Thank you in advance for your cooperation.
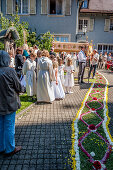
[16,102,36,120]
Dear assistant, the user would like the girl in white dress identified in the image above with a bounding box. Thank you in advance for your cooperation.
[58,58,65,85]
[52,61,65,100]
[64,58,74,94]
[23,52,36,97]
[37,50,55,103]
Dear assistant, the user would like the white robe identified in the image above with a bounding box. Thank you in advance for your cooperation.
[58,65,65,85]
[37,56,55,102]
[64,65,74,87]
[52,68,65,99]
[72,54,77,71]
[23,58,36,96]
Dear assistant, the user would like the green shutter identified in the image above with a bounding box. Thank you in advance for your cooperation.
[65,0,71,16]
[7,0,13,14]
[30,0,36,14]
[104,19,110,32]
[89,19,94,32]
[41,0,47,15]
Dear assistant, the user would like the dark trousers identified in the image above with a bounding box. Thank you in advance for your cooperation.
[78,62,86,82]
[88,64,97,78]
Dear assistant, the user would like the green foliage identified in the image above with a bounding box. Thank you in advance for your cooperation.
[37,31,53,52]
[0,13,36,48]
[27,31,37,47]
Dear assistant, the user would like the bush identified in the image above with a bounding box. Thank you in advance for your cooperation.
[37,31,53,52]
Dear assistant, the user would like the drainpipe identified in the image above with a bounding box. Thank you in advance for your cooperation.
[76,0,79,41]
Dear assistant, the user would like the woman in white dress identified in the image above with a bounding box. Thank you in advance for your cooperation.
[52,61,65,100]
[36,50,55,103]
[22,52,36,97]
[64,58,74,94]
[58,58,65,85]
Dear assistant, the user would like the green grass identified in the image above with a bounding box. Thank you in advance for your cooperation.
[16,93,36,114]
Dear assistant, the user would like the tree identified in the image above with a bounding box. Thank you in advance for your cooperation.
[37,32,53,52]
[0,13,36,49]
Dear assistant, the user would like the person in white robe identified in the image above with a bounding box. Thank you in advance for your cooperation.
[58,58,65,85]
[36,50,55,103]
[52,61,65,100]
[64,58,74,94]
[72,52,77,72]
[23,52,36,97]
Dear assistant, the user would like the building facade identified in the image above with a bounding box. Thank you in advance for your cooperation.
[0,0,113,54]
[0,0,79,43]
[78,0,113,54]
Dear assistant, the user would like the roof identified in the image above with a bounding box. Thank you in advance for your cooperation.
[80,0,113,13]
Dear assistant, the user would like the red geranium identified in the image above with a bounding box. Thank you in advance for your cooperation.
[97,90,99,92]
[93,161,101,169]
[93,97,97,100]
[100,78,102,79]
[88,124,96,130]
[92,108,96,111]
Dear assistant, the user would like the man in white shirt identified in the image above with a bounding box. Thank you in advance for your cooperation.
[88,49,99,79]
[78,46,86,83]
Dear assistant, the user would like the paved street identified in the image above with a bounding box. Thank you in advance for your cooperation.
[0,70,113,170]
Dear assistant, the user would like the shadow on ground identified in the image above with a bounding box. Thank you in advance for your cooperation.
[0,122,73,170]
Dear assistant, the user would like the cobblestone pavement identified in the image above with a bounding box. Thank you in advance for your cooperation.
[99,70,113,138]
[0,71,91,170]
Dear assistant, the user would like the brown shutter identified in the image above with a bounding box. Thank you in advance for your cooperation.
[89,19,94,32]
[41,0,47,15]
[30,0,36,14]
[65,0,71,16]
[104,19,110,32]
[6,0,13,14]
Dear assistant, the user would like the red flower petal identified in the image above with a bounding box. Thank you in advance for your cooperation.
[92,108,95,111]
[93,97,97,100]
[89,124,96,130]
[93,161,101,169]
[97,90,99,92]
[100,78,102,79]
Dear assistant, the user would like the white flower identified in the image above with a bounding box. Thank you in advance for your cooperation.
[101,163,106,170]
[90,152,95,157]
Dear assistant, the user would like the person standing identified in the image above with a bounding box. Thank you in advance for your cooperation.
[0,50,24,157]
[98,52,103,69]
[22,52,37,97]
[15,48,24,79]
[36,50,55,103]
[102,52,107,69]
[88,49,99,79]
[64,58,74,94]
[78,46,86,83]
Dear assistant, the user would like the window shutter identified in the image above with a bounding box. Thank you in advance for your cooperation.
[6,0,13,14]
[104,19,110,32]
[65,0,71,16]
[0,0,1,13]
[89,19,94,32]
[30,0,36,14]
[41,0,47,15]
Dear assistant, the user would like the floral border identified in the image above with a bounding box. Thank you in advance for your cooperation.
[71,72,113,170]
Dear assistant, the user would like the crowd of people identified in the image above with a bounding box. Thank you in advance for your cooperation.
[14,44,77,103]
[0,42,113,157]
[8,43,113,103]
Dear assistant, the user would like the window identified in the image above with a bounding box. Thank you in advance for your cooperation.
[82,0,88,8]
[98,44,113,54]
[54,35,69,42]
[79,19,88,32]
[49,0,63,15]
[13,0,29,14]
[110,18,113,31]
